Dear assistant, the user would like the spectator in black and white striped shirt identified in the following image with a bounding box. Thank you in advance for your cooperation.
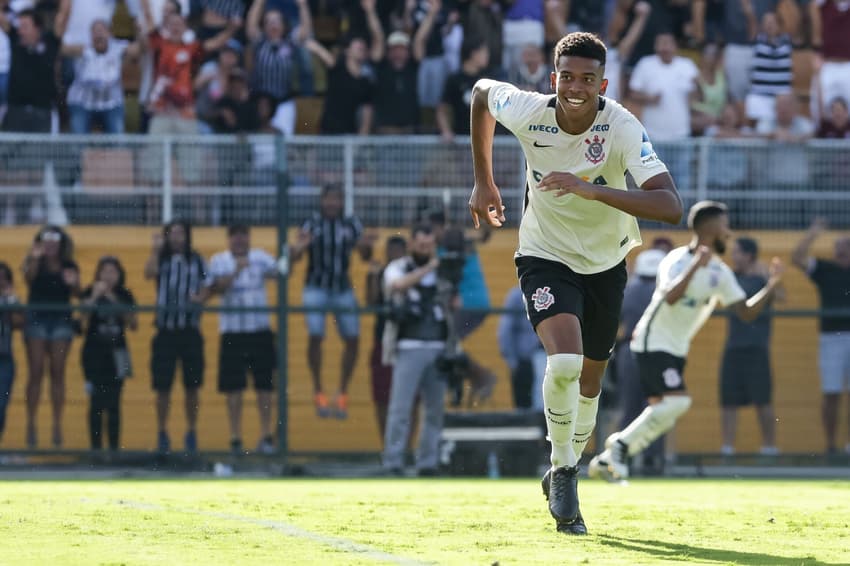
[62,19,144,133]
[205,225,279,455]
[291,184,377,419]
[744,11,793,127]
[143,220,207,454]
[245,0,313,137]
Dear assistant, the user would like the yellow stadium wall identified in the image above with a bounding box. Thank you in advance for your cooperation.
[0,226,843,454]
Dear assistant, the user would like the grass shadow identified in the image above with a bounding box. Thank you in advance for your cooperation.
[596,534,837,565]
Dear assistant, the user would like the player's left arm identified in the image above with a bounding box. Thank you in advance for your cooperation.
[729,258,784,323]
[538,171,683,225]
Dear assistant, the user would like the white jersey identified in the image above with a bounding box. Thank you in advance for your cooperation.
[206,249,277,334]
[631,246,747,357]
[487,81,669,274]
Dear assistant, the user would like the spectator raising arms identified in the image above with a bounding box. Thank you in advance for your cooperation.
[290,184,377,418]
[62,19,144,134]
[245,0,313,137]
[80,256,137,452]
[0,262,23,445]
[21,226,81,449]
[372,23,431,134]
[306,0,384,135]
[0,0,70,133]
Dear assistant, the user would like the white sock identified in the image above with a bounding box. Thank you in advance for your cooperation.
[572,393,599,460]
[619,396,692,456]
[542,353,583,468]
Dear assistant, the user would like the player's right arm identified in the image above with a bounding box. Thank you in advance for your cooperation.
[662,246,711,305]
[468,79,506,229]
[792,217,826,273]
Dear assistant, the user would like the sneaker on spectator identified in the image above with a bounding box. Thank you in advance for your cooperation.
[231,438,244,456]
[185,430,198,454]
[314,392,331,418]
[720,445,735,456]
[257,436,276,455]
[333,393,348,420]
[759,445,779,456]
[157,431,170,454]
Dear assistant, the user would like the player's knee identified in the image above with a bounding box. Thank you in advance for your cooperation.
[659,395,692,419]
[544,353,583,391]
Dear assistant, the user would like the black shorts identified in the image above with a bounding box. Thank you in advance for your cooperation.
[219,330,276,393]
[151,328,204,392]
[720,346,772,407]
[515,256,627,361]
[636,351,687,397]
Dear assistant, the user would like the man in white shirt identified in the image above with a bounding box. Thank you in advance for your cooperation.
[205,225,279,455]
[468,32,683,534]
[590,201,783,481]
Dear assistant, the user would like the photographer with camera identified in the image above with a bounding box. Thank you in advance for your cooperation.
[381,224,455,476]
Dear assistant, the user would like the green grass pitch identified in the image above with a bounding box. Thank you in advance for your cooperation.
[2,478,847,565]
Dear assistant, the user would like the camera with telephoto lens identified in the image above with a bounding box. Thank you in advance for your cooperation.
[433,227,470,406]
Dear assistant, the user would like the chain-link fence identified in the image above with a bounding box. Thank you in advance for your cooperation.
[0,134,848,229]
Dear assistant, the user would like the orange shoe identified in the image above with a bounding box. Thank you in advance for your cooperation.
[333,393,348,420]
[314,392,331,418]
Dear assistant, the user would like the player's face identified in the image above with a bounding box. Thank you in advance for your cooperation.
[710,214,732,255]
[550,56,606,117]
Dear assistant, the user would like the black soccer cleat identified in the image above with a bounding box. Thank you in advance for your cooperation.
[542,468,587,535]
[544,465,579,524]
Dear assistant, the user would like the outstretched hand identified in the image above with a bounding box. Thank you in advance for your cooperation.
[468,181,506,229]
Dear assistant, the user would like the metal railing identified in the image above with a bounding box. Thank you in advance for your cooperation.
[0,134,847,229]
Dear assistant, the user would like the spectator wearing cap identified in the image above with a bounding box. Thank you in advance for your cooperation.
[62,19,144,133]
[306,0,383,135]
[245,0,312,138]
[0,0,70,133]
[720,237,781,456]
[372,26,430,134]
[195,37,242,131]
[616,248,666,474]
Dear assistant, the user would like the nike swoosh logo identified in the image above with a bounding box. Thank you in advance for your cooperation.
[533,141,553,148]
[547,409,569,416]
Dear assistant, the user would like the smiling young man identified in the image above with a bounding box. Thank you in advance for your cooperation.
[468,32,683,535]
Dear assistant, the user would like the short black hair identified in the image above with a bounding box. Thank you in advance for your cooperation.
[687,200,728,230]
[0,261,12,285]
[461,38,487,64]
[228,224,250,236]
[321,183,343,198]
[411,224,433,239]
[427,209,446,226]
[553,32,606,68]
[736,237,758,260]
[386,235,407,249]
[17,9,43,30]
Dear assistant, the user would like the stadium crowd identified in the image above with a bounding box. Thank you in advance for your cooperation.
[0,0,845,139]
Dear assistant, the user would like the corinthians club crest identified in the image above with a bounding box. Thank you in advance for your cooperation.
[584,135,606,164]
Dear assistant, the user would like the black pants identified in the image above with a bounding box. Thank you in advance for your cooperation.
[89,380,123,450]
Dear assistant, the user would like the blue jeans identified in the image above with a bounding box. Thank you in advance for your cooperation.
[69,105,125,134]
[302,286,360,339]
[0,355,14,436]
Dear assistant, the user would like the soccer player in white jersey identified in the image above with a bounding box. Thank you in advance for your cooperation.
[468,32,683,534]
[589,201,783,482]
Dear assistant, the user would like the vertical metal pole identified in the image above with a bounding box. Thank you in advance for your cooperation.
[275,135,290,459]
[162,137,173,223]
[695,138,709,203]
[343,137,354,216]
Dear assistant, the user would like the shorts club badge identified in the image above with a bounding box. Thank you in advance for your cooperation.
[531,286,555,312]
[584,135,606,164]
